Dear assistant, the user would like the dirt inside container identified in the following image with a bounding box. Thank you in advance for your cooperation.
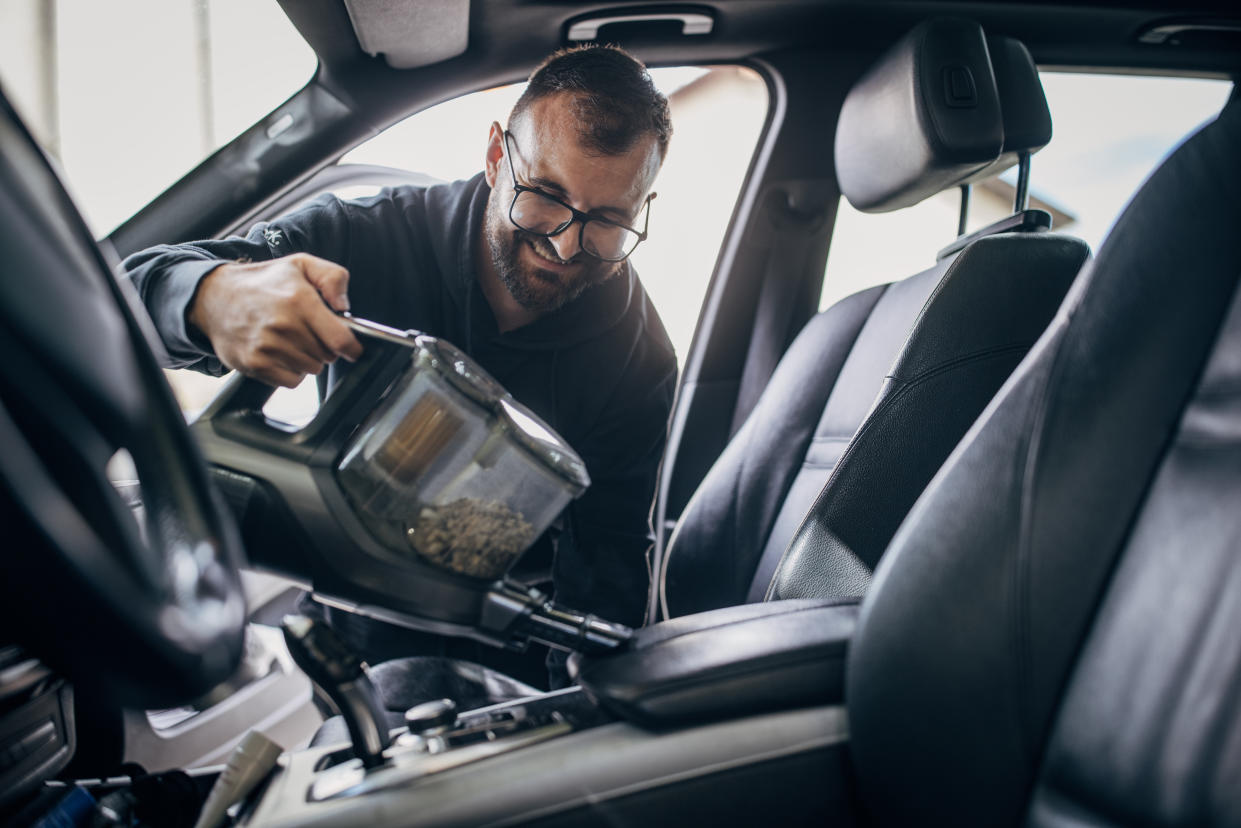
[406,497,536,579]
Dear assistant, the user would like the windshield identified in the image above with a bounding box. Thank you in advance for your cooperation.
[0,0,317,236]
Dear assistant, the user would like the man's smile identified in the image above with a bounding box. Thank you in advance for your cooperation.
[524,238,579,274]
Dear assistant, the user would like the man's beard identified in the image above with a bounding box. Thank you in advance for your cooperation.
[485,203,621,314]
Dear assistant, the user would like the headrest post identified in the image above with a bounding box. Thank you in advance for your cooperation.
[1013,151,1031,213]
[957,184,972,237]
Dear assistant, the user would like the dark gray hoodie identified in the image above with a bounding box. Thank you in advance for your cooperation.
[124,173,677,628]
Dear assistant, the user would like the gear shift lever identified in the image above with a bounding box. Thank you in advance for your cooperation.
[281,614,390,768]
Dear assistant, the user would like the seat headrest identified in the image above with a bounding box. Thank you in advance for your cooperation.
[835,20,1052,213]
[961,35,1053,186]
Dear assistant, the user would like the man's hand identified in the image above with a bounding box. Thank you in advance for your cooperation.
[188,253,364,388]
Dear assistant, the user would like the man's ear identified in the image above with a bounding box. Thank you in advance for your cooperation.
[483,122,504,188]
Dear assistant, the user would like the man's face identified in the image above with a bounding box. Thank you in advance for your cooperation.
[483,93,662,315]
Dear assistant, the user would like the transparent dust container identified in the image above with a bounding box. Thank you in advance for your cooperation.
[335,334,589,580]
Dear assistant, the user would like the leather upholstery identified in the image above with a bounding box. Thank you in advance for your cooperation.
[835,18,1003,212]
[984,37,1052,153]
[846,95,1241,827]
[767,233,1088,601]
[963,35,1053,184]
[661,282,896,618]
[660,23,1083,618]
[572,598,858,727]
[1030,283,1241,826]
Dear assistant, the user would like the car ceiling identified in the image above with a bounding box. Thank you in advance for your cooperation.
[280,0,1241,158]
[111,0,1237,255]
[287,0,1241,94]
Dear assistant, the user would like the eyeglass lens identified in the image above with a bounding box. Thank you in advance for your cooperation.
[511,190,640,261]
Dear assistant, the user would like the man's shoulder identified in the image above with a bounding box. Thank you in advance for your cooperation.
[620,269,678,376]
[322,173,485,227]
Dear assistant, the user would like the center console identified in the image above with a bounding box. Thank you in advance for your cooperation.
[237,599,861,827]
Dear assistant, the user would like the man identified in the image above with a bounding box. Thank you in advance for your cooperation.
[125,45,677,683]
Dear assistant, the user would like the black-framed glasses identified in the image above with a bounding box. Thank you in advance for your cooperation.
[502,130,654,263]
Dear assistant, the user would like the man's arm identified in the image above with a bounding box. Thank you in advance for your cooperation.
[123,197,362,386]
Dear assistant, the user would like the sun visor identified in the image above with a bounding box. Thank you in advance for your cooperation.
[343,0,470,69]
[835,18,1003,213]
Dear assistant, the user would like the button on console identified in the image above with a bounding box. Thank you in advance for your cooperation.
[404,698,458,736]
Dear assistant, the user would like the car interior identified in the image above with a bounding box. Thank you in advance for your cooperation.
[1,1,1239,826]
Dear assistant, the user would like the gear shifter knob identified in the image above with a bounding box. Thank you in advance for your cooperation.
[281,614,390,768]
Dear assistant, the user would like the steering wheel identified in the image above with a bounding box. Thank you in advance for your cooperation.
[0,93,246,708]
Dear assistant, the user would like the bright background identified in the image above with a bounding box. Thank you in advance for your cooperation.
[0,0,1231,419]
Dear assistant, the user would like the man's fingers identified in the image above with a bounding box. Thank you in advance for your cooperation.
[194,254,361,386]
[271,368,309,389]
[252,364,307,390]
[270,340,325,378]
[274,320,337,366]
[287,253,362,361]
[295,253,352,313]
[228,326,323,381]
[305,308,364,363]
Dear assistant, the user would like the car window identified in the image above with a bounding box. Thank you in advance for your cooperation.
[171,65,769,423]
[340,65,768,371]
[0,0,316,236]
[819,72,1233,311]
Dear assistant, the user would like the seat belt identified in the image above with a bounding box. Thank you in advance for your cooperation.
[730,184,834,435]
[647,184,834,624]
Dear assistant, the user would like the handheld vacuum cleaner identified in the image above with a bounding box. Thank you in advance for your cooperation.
[191,314,632,657]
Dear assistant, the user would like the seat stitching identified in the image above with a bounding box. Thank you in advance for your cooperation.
[760,250,981,603]
[891,341,1035,386]
[765,342,1034,600]
[764,379,909,600]
[748,283,892,601]
[1015,312,1076,766]
[632,651,849,698]
[639,599,860,648]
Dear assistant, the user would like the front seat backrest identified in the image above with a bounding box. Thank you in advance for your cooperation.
[766,231,1087,602]
[661,21,1088,617]
[847,92,1241,827]
[766,34,1068,600]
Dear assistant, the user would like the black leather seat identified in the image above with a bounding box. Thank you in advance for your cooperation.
[659,20,1089,617]
[846,87,1241,828]
[573,88,1241,825]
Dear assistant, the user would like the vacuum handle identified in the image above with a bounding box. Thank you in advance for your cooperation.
[194,314,419,459]
[203,314,419,419]
[202,369,282,419]
[338,312,423,348]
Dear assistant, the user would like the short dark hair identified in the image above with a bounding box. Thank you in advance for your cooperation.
[508,45,672,159]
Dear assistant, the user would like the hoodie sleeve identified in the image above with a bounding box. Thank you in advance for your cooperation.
[122,194,355,374]
[553,328,677,628]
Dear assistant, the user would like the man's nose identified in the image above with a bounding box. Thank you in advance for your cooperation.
[548,225,582,262]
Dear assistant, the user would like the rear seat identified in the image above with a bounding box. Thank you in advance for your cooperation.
[659,20,1090,617]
